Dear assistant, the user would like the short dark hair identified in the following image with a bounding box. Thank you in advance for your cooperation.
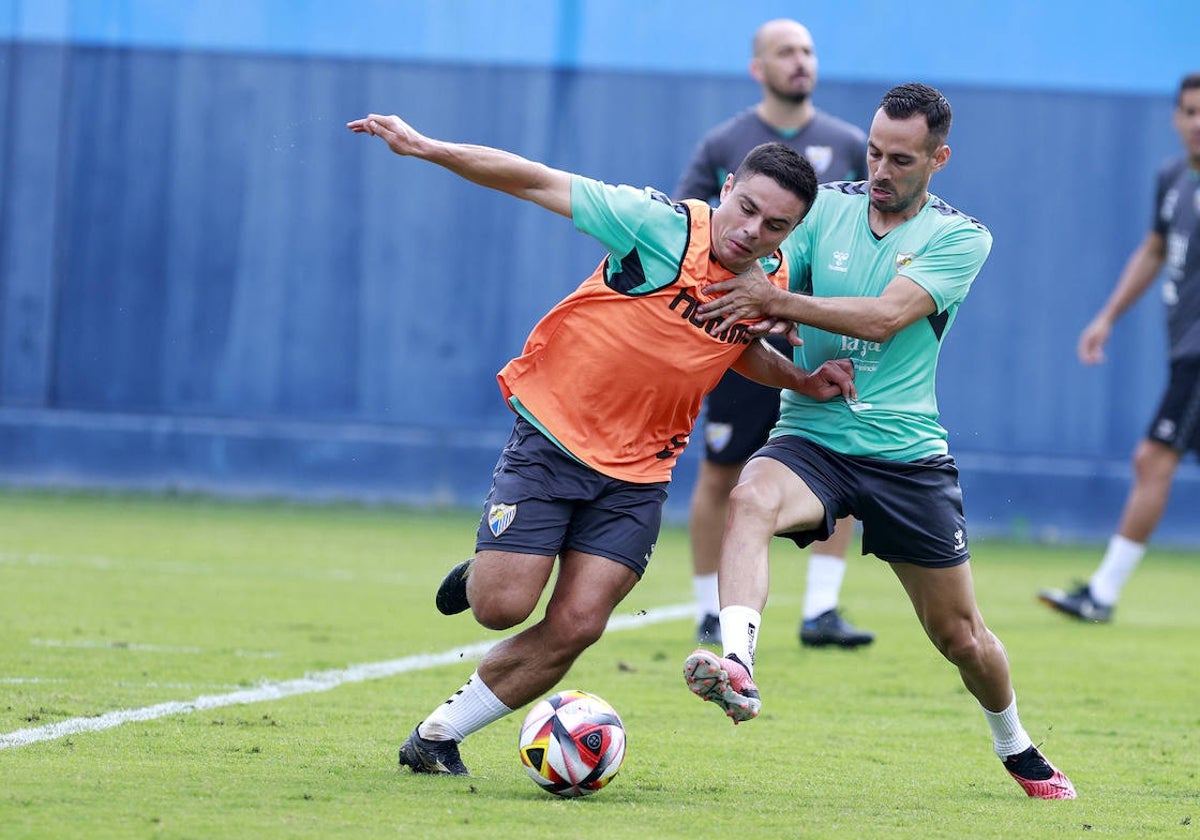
[732,142,817,208]
[879,83,953,151]
[1178,72,1200,106]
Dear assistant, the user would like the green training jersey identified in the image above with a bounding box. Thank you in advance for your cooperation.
[570,175,784,286]
[776,182,992,461]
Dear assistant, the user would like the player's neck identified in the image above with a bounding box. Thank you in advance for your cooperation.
[755,97,815,133]
[868,192,928,236]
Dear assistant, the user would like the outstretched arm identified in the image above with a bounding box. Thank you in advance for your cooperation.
[697,269,936,344]
[347,113,573,217]
[731,341,856,401]
[1077,231,1167,365]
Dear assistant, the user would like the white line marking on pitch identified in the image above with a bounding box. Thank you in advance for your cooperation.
[0,603,692,750]
[27,639,280,658]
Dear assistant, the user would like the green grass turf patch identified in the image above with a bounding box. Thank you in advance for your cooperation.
[0,489,1197,838]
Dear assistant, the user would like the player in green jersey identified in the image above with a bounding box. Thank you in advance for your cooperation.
[678,18,873,650]
[683,83,1077,799]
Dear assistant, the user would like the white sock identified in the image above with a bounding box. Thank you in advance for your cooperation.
[719,605,762,674]
[417,671,513,743]
[1088,534,1145,606]
[693,573,720,622]
[982,695,1033,758]
[803,553,847,620]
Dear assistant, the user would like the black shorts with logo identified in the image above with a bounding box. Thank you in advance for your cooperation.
[1147,356,1200,455]
[752,434,969,568]
[701,335,790,465]
[474,417,669,576]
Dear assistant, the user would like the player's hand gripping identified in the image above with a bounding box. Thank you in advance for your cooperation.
[699,262,789,336]
[800,358,856,402]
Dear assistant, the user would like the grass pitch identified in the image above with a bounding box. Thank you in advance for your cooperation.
[0,489,1197,838]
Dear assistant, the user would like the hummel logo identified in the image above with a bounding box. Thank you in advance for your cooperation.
[953,529,966,551]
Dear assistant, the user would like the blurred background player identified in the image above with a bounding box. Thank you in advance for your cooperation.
[676,18,873,648]
[1039,72,1200,623]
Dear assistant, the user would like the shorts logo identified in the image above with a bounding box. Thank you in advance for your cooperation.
[705,422,733,453]
[953,529,966,552]
[488,503,517,537]
[1154,418,1177,444]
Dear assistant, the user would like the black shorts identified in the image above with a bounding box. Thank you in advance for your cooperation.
[701,336,791,465]
[474,417,669,576]
[1147,356,1200,455]
[752,435,969,568]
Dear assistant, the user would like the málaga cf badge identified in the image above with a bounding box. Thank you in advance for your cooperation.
[804,145,834,175]
[489,503,517,537]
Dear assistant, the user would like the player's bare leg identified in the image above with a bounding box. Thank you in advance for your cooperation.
[1039,438,1181,622]
[891,561,1075,798]
[474,550,639,706]
[686,458,824,721]
[688,460,742,643]
[406,549,637,775]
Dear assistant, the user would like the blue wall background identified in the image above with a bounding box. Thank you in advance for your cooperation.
[1,0,1198,543]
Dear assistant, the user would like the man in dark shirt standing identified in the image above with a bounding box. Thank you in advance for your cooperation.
[1040,72,1200,622]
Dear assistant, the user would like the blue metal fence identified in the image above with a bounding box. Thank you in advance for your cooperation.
[0,31,1196,543]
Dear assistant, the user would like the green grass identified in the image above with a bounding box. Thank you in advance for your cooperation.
[1,489,1197,838]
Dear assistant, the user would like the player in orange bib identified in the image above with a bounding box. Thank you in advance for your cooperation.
[348,113,854,776]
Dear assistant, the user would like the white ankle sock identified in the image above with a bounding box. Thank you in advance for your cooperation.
[1089,534,1144,606]
[417,671,513,742]
[693,573,719,622]
[803,553,846,620]
[982,695,1033,758]
[719,605,762,674]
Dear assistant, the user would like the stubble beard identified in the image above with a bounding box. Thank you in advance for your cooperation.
[766,79,812,107]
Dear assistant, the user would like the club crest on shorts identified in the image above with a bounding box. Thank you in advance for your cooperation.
[488,503,517,537]
[705,422,733,453]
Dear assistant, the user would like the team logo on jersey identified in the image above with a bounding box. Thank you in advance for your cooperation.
[704,422,733,453]
[895,252,917,272]
[1163,279,1179,306]
[829,250,850,272]
[1161,188,1178,222]
[488,503,517,537]
[804,145,834,175]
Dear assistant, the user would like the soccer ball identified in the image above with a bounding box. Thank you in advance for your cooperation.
[518,689,626,798]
